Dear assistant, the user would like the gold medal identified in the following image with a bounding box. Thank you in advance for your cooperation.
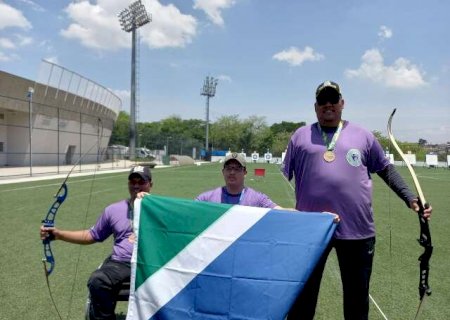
[323,150,335,162]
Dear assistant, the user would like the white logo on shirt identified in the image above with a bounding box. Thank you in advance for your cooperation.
[346,149,362,167]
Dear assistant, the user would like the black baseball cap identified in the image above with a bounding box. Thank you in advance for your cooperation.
[128,166,152,181]
[315,80,341,98]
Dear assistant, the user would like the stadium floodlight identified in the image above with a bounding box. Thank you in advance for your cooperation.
[118,0,151,160]
[118,0,151,32]
[200,76,219,157]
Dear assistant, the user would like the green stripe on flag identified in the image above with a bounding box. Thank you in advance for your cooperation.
[135,195,232,289]
[131,204,269,318]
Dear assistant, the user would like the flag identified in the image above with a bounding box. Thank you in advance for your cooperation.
[127,195,336,320]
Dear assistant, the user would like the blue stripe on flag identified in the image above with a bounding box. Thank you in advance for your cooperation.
[148,209,335,320]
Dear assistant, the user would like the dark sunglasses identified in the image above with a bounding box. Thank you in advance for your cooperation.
[316,92,341,106]
[128,179,148,185]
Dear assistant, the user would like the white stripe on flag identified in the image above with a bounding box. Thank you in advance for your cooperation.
[134,204,270,319]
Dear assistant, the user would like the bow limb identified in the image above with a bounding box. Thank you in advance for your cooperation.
[387,109,433,317]
[387,109,426,205]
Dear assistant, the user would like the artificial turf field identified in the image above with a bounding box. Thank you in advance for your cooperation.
[0,163,448,319]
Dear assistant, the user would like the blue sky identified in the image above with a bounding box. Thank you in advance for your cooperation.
[1,0,449,144]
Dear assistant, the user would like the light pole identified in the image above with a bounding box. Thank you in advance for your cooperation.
[200,76,218,157]
[27,87,34,176]
[118,0,151,160]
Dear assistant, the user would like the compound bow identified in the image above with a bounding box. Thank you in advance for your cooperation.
[387,108,433,319]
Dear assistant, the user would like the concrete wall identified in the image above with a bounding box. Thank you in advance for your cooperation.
[0,70,119,166]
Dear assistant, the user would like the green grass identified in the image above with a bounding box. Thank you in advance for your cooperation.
[0,163,448,319]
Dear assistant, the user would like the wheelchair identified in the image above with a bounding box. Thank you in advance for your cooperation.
[84,258,131,320]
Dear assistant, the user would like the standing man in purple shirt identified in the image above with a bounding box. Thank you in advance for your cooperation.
[40,166,152,320]
[196,153,282,208]
[283,81,432,320]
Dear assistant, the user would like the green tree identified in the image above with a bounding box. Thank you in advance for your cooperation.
[243,116,273,154]
[210,115,274,154]
[137,121,162,149]
[114,115,437,161]
[272,131,292,156]
[270,121,305,135]
[183,119,205,142]
[109,111,130,146]
[160,116,186,137]
[372,130,428,161]
[373,130,389,153]
[210,115,242,151]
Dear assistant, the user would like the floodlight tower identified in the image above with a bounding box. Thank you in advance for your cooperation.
[200,76,218,155]
[118,0,151,160]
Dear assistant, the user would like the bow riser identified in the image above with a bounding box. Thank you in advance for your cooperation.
[41,183,68,276]
[417,202,433,299]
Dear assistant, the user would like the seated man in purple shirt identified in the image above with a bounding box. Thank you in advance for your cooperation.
[40,166,152,320]
[196,152,282,208]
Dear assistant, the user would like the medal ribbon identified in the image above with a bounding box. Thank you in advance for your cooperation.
[222,187,246,204]
[317,120,343,151]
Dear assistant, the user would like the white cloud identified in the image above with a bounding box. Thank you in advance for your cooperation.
[0,3,32,30]
[16,0,45,12]
[0,34,32,50]
[61,1,127,50]
[141,1,197,48]
[60,0,197,51]
[0,51,19,62]
[217,74,232,82]
[345,48,427,88]
[272,46,324,66]
[378,25,393,40]
[194,0,236,26]
[0,51,10,62]
[0,38,16,49]
[15,34,33,46]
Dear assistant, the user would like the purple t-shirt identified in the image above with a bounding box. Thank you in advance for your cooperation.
[89,199,134,262]
[283,121,389,240]
[196,186,278,208]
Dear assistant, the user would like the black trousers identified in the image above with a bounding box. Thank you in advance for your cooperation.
[287,237,375,320]
[87,257,131,320]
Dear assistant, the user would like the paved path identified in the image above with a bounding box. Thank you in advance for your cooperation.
[0,160,147,185]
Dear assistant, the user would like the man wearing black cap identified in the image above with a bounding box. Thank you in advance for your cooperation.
[283,81,432,319]
[40,166,152,319]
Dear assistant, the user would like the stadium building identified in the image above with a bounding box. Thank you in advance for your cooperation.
[0,60,121,167]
